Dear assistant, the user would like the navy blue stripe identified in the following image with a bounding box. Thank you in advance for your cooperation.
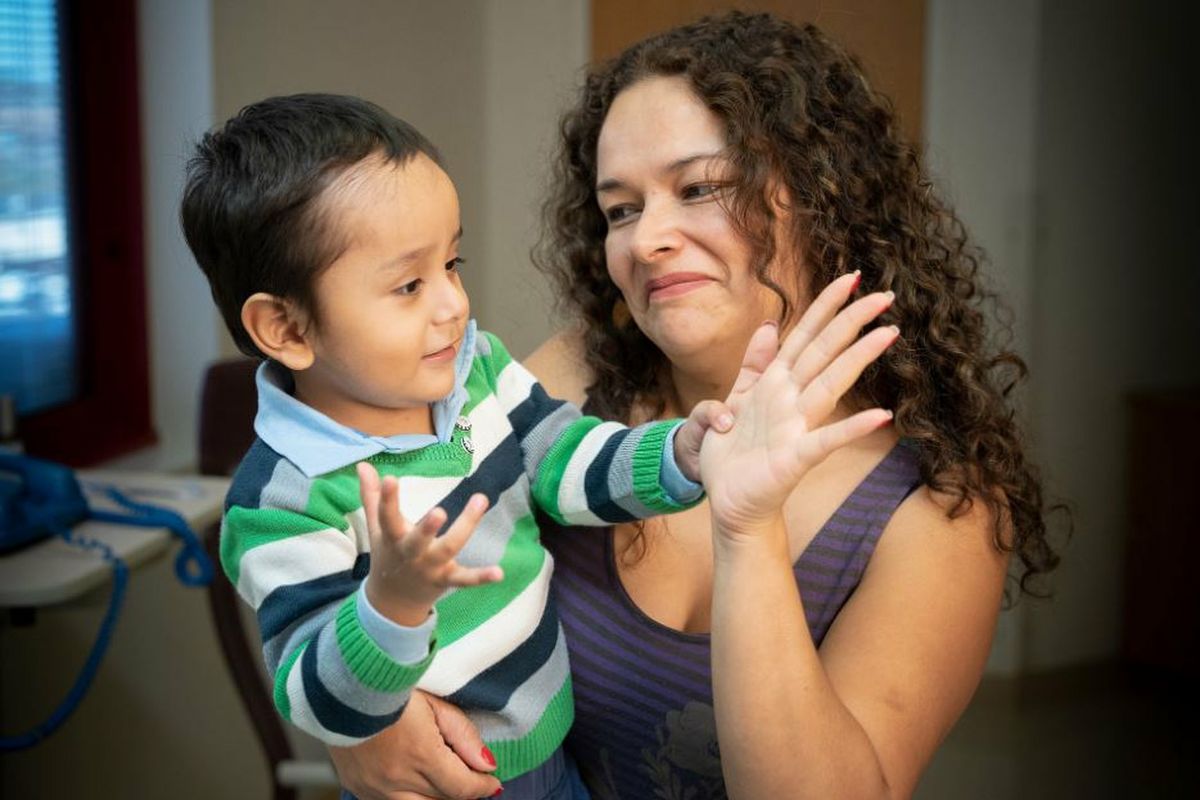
[258,554,369,640]
[507,383,567,442]
[582,427,639,523]
[433,434,525,524]
[300,627,405,738]
[225,439,282,512]
[445,593,561,711]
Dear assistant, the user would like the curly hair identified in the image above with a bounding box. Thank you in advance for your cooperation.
[534,11,1061,599]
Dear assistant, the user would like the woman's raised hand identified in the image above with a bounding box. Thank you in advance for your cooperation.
[699,272,899,538]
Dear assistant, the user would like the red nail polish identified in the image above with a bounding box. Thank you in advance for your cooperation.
[850,271,862,294]
[481,745,497,768]
[491,788,504,797]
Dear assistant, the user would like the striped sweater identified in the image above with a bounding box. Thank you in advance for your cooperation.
[219,330,697,781]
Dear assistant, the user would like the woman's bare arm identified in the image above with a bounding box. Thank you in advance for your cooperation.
[712,492,1006,799]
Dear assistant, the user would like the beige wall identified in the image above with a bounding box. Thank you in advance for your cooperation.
[3,2,588,798]
[211,0,587,360]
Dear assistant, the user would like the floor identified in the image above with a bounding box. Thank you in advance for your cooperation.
[915,664,1194,799]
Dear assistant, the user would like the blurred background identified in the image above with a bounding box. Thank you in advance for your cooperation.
[1,0,1196,797]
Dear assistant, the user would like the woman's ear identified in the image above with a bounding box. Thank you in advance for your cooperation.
[240,292,315,371]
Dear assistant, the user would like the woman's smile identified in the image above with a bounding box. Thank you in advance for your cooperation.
[645,271,715,303]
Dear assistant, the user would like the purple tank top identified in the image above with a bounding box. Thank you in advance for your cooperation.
[543,441,922,800]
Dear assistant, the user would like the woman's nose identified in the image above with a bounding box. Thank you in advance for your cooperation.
[630,201,683,263]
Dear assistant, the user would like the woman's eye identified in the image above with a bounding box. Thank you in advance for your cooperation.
[394,279,422,296]
[446,256,465,272]
[604,204,637,225]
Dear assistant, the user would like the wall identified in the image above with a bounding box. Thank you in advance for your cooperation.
[923,0,1042,676]
[107,0,222,473]
[1024,0,1198,670]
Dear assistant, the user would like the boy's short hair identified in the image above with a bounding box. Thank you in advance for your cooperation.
[181,93,442,358]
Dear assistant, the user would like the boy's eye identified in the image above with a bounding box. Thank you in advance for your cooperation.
[446,256,465,271]
[394,278,422,296]
[682,183,719,201]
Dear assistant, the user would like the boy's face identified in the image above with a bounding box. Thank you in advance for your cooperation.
[294,154,470,435]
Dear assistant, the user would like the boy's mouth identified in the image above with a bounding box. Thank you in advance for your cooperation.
[422,338,460,362]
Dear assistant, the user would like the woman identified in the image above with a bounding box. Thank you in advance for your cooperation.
[330,12,1058,799]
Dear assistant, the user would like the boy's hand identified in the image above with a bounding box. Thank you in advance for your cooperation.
[357,462,502,627]
[700,273,899,538]
[674,400,735,482]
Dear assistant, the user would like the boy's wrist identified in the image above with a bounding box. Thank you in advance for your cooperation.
[365,575,435,627]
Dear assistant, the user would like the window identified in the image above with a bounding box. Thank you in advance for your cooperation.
[0,0,151,465]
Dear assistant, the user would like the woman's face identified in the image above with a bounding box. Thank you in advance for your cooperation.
[595,75,791,366]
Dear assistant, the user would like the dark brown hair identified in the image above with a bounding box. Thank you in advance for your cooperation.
[535,12,1062,599]
[181,93,441,358]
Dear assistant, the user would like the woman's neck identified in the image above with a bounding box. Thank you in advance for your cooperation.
[665,358,739,417]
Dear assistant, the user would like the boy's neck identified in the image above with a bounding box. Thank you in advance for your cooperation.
[292,374,435,437]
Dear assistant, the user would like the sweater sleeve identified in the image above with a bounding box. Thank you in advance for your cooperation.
[220,451,437,746]
[479,330,703,526]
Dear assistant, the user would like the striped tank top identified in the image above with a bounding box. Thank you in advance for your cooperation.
[543,441,922,800]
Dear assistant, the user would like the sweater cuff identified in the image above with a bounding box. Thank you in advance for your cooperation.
[632,420,704,512]
[354,584,438,666]
[660,423,704,504]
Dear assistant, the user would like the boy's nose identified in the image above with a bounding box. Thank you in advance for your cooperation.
[433,273,469,323]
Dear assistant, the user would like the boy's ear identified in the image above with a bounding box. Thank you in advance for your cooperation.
[241,293,315,371]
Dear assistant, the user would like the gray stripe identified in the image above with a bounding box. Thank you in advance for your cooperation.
[436,475,535,607]
[467,624,571,742]
[263,601,341,674]
[521,403,582,481]
[607,425,657,519]
[315,620,412,717]
[261,457,316,516]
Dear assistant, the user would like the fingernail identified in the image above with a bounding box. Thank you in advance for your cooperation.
[883,290,895,304]
[850,270,862,293]
[888,324,900,337]
[878,410,895,428]
[491,788,504,797]
[718,413,734,430]
[762,319,778,328]
[481,745,496,767]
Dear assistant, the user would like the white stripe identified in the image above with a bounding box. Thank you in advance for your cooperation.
[391,474,464,524]
[494,359,537,414]
[464,393,510,462]
[555,421,626,525]
[237,528,356,609]
[417,553,553,696]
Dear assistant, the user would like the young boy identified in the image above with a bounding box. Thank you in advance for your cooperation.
[180,93,726,797]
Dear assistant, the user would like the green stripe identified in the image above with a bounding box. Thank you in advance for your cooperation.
[631,421,693,512]
[434,514,545,646]
[221,506,332,588]
[335,595,437,692]
[461,355,494,416]
[487,677,575,781]
[273,642,306,721]
[481,330,513,376]
[530,416,604,522]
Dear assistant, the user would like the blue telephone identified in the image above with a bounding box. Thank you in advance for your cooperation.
[0,452,215,750]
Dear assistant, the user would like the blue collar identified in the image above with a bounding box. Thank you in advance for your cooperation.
[253,321,477,477]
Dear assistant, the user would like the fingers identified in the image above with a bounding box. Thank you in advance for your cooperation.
[729,320,780,395]
[790,290,895,388]
[427,694,499,774]
[433,494,489,559]
[358,461,384,537]
[689,399,735,434]
[776,270,861,367]
[798,324,900,423]
[808,408,895,463]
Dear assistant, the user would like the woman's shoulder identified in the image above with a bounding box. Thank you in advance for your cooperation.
[523,327,592,406]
